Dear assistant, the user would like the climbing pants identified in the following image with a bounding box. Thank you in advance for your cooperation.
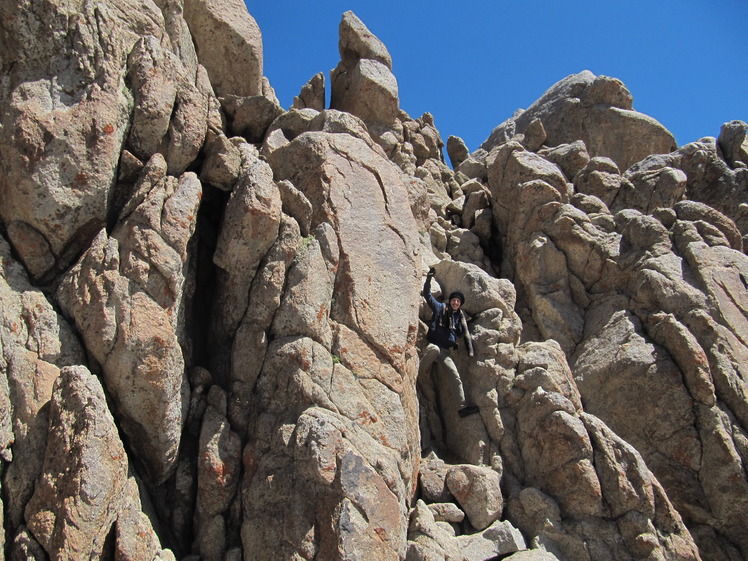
[418,343,467,409]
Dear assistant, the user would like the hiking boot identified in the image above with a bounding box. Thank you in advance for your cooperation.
[458,405,479,418]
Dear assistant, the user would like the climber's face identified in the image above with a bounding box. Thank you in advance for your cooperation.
[449,297,462,311]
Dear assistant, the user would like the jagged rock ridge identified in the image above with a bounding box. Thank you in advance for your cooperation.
[1,2,747,561]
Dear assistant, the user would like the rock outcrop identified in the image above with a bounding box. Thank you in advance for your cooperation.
[1,3,746,561]
[479,71,677,172]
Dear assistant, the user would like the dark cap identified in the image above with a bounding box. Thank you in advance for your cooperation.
[448,291,465,305]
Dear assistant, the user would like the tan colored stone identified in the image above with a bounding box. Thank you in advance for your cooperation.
[183,0,263,97]
[292,72,326,111]
[481,72,676,172]
[331,58,399,128]
[628,139,747,240]
[454,520,526,559]
[211,156,281,372]
[539,140,591,180]
[445,464,503,530]
[447,135,470,169]
[268,132,421,369]
[57,164,200,483]
[338,11,392,69]
[200,134,244,191]
[615,165,687,214]
[221,94,284,143]
[0,237,84,529]
[718,120,748,169]
[25,366,129,560]
[230,215,301,390]
[126,35,210,174]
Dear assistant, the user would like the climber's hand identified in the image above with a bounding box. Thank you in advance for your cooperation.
[427,267,436,277]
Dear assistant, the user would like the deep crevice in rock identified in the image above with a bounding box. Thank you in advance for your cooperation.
[189,183,229,371]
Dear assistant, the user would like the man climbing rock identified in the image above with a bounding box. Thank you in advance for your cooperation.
[420,267,478,418]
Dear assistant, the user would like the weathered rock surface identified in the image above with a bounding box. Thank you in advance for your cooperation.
[293,72,326,111]
[626,137,748,244]
[0,236,85,531]
[718,120,748,169]
[445,464,503,530]
[57,155,200,483]
[239,128,422,560]
[330,11,400,139]
[183,0,263,97]
[480,71,677,171]
[24,366,170,561]
[1,4,746,561]
[0,0,213,282]
[482,77,747,560]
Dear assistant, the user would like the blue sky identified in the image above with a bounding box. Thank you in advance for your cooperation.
[247,1,747,156]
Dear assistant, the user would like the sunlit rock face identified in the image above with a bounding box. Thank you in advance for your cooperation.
[1,3,747,561]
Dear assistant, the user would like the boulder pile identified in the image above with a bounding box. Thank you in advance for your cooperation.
[0,2,746,561]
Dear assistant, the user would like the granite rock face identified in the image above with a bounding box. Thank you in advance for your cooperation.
[0,4,745,561]
[479,71,677,172]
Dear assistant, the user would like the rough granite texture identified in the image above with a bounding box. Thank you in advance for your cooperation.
[1,3,746,561]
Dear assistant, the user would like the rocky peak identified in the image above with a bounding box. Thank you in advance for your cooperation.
[0,4,747,561]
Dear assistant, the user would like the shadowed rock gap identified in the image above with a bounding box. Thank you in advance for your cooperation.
[190,183,230,373]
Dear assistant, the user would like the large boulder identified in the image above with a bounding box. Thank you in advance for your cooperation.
[183,0,263,97]
[338,10,392,70]
[445,464,503,530]
[330,12,399,132]
[24,366,170,561]
[240,129,423,559]
[479,71,677,172]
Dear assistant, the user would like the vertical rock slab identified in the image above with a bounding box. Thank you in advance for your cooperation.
[229,215,301,397]
[210,156,282,378]
[153,0,200,74]
[57,158,201,483]
[242,130,422,560]
[0,236,85,530]
[24,366,130,560]
[195,399,241,561]
[293,72,326,111]
[24,366,172,561]
[268,132,421,367]
[183,0,263,97]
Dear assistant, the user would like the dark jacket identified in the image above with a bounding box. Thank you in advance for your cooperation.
[423,275,474,355]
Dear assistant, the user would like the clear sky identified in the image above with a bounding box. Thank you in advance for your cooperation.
[246,1,747,156]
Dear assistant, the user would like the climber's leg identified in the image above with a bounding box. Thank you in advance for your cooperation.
[439,350,467,410]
